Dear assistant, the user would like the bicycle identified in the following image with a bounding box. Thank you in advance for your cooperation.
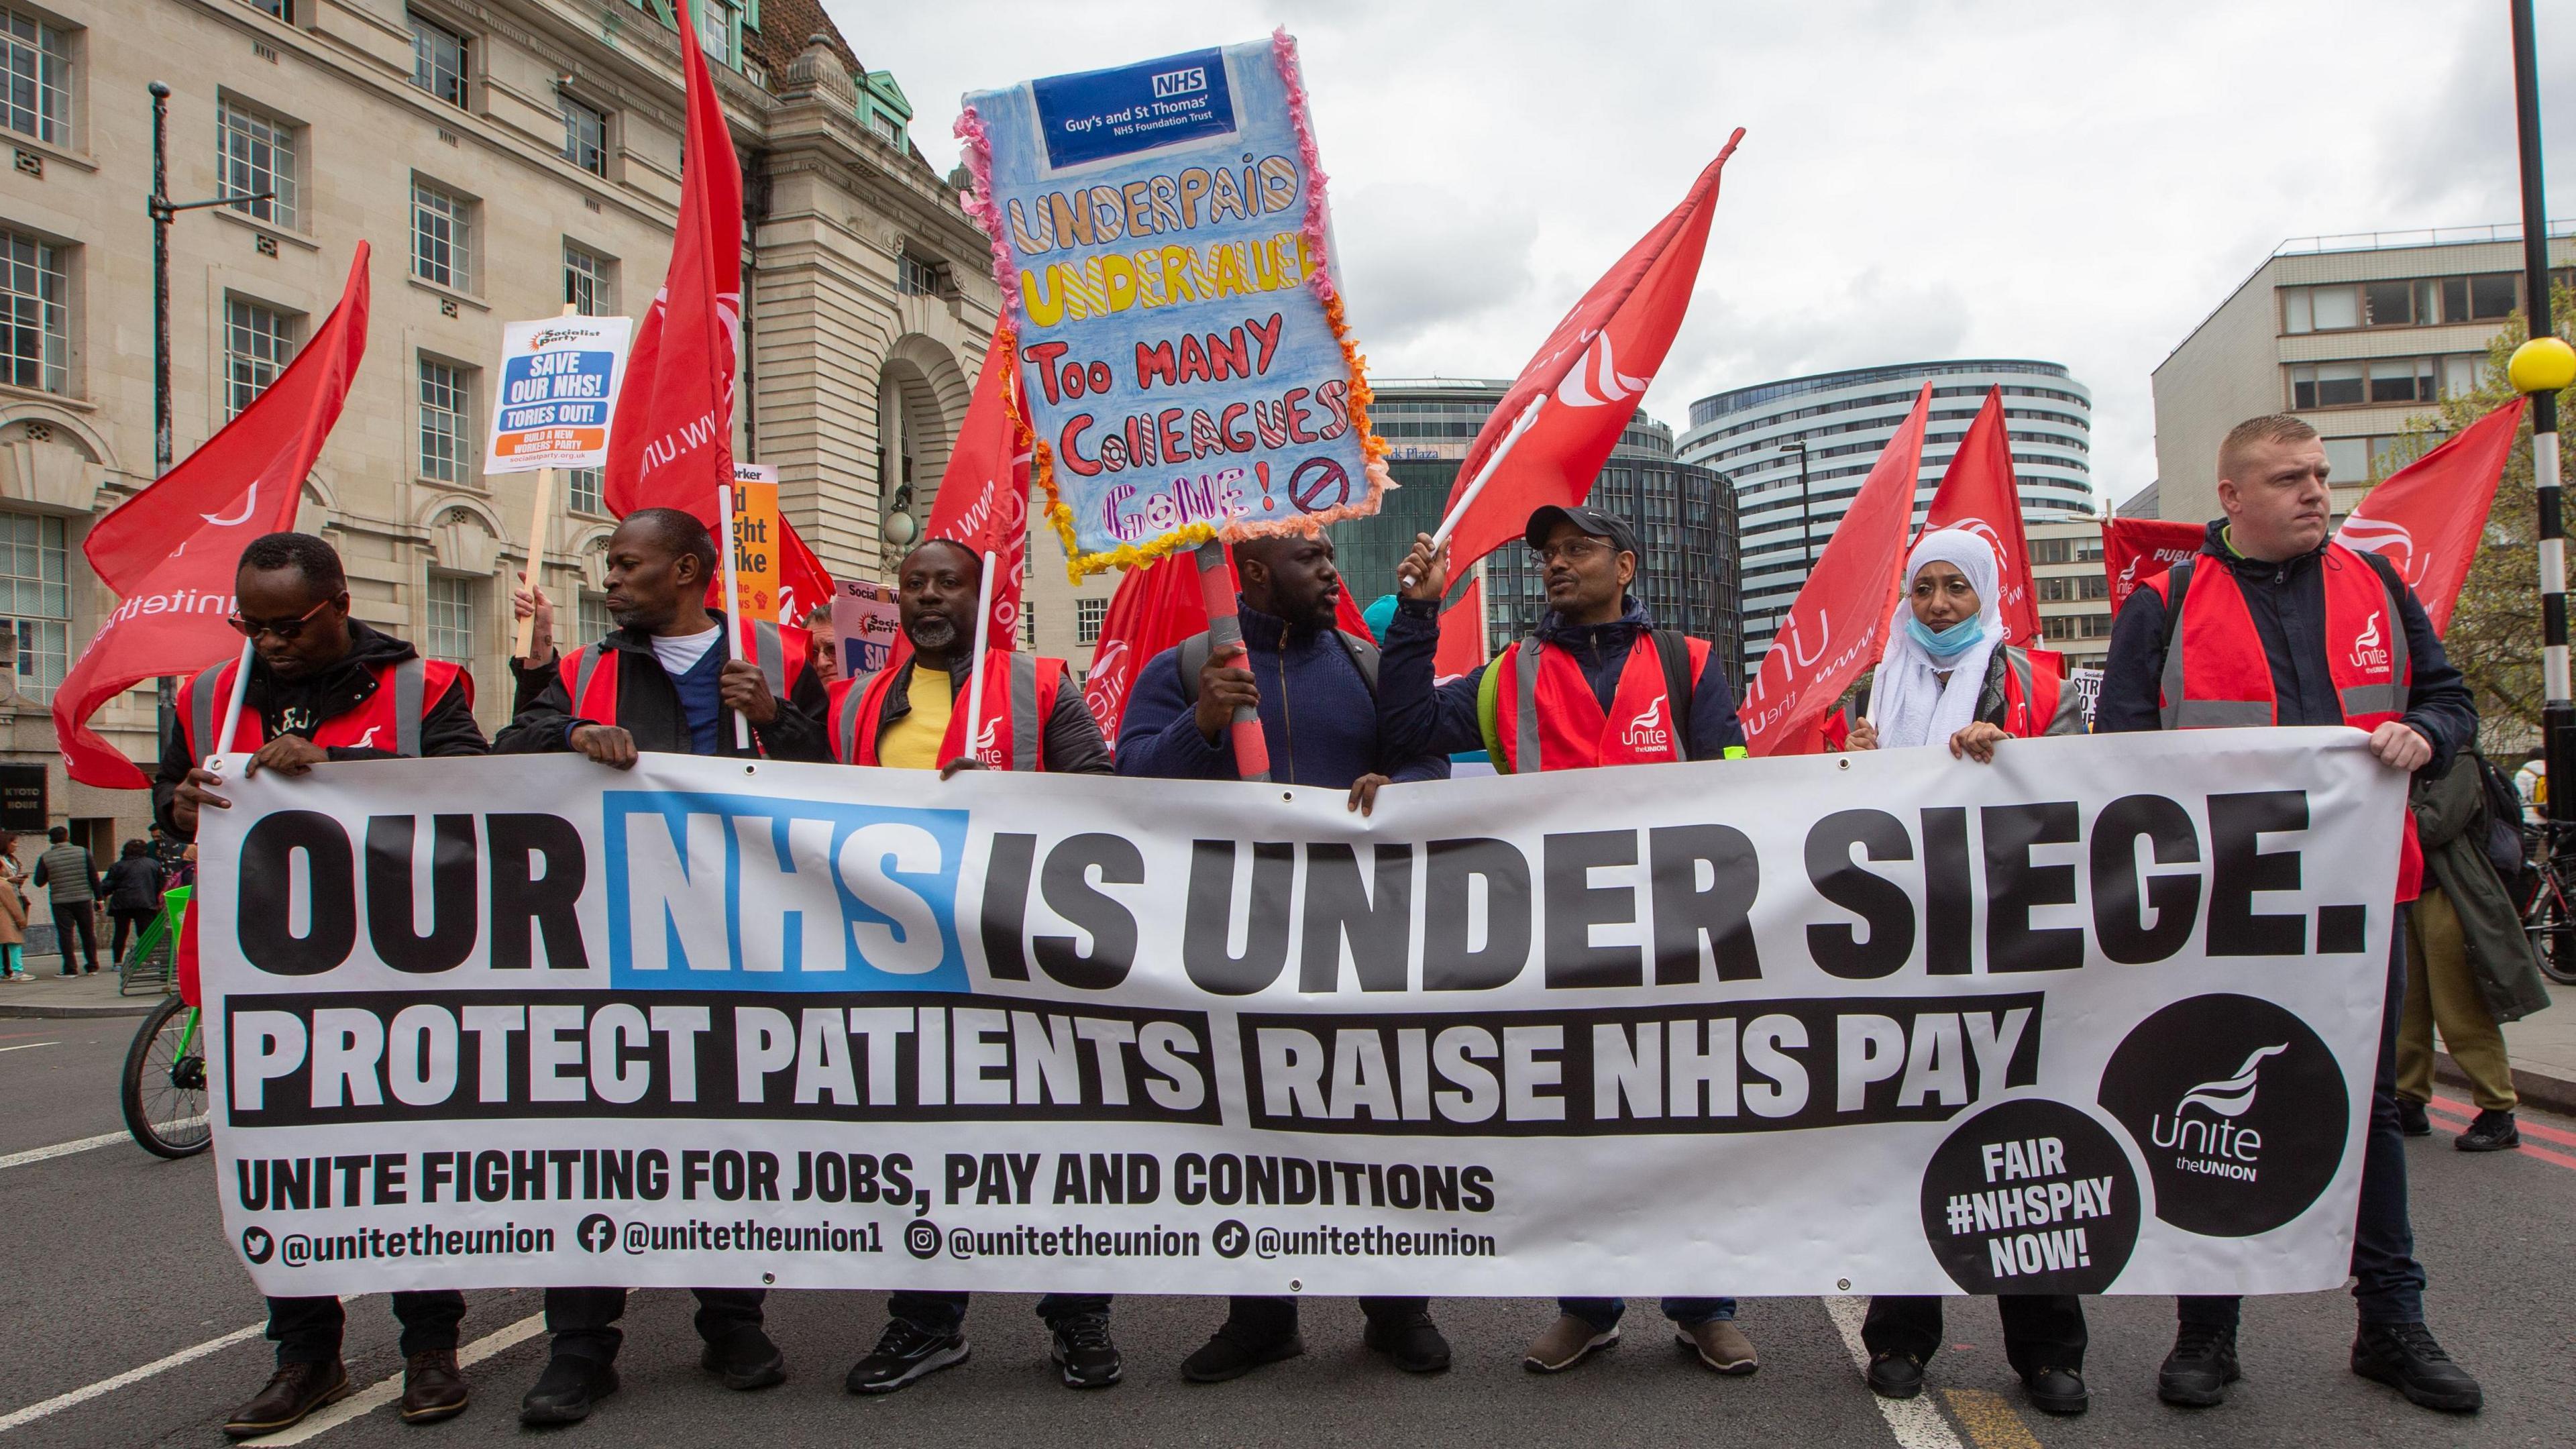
[119,888,211,1159]
[2520,824,2576,986]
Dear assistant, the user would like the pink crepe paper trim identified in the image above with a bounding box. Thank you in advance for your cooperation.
[951,106,1022,315]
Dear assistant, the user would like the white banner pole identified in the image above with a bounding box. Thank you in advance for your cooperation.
[718,482,750,749]
[1402,396,1546,590]
[959,549,1000,766]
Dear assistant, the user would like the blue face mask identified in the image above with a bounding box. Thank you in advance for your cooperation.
[1908,613,1985,659]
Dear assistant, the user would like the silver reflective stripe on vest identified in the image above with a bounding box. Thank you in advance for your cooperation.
[753,621,787,698]
[572,644,608,718]
[1513,637,1543,771]
[1010,651,1040,771]
[391,657,424,758]
[837,673,877,763]
[189,661,229,756]
[2004,649,2033,725]
[2157,598,2191,731]
[2339,566,2412,720]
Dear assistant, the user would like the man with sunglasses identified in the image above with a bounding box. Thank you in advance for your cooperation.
[1382,504,1756,1381]
[154,531,484,1436]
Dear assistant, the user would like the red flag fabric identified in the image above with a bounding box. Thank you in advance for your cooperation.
[1078,548,1377,743]
[1434,576,1489,684]
[1437,132,1745,574]
[602,1,741,525]
[52,244,372,787]
[2102,518,2206,614]
[2334,398,2527,635]
[1738,384,1933,757]
[922,323,1030,651]
[1919,387,2039,647]
[774,515,834,629]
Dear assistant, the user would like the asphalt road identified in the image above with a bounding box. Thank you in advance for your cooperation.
[4,1020,2572,1448]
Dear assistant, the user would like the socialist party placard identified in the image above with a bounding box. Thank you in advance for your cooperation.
[484,316,634,474]
[961,36,1389,576]
[195,731,2400,1299]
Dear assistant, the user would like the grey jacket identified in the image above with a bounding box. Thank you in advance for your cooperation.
[2412,755,2552,1024]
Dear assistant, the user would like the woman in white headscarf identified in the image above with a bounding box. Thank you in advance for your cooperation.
[1847,527,2084,760]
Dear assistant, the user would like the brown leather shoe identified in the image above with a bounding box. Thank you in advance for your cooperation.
[1677,1319,1758,1375]
[400,1349,470,1424]
[223,1360,350,1438]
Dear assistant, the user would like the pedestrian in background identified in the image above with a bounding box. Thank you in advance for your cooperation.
[0,833,27,982]
[31,826,100,975]
[2398,749,2551,1151]
[101,840,163,966]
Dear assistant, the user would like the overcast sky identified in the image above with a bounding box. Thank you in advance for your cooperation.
[837,0,2575,509]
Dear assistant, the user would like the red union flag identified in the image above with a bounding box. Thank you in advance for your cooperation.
[603,0,741,524]
[1435,575,1489,684]
[1919,387,2039,646]
[924,324,1031,649]
[2102,518,2206,613]
[1739,384,1933,757]
[1079,547,1377,743]
[2334,397,2526,635]
[54,244,372,786]
[1437,131,1746,574]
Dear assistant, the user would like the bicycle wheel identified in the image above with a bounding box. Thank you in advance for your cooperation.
[121,995,211,1159]
[2528,878,2576,987]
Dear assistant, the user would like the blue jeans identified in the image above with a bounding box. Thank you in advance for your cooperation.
[888,1291,1109,1334]
[2180,906,2425,1329]
[1560,1296,1735,1331]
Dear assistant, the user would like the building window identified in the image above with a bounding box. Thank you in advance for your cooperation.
[2289,362,2366,409]
[576,590,612,649]
[0,226,69,395]
[896,254,940,297]
[1076,596,1106,645]
[2321,435,2369,482]
[411,178,472,289]
[2038,577,2070,603]
[0,511,66,699]
[1020,604,1036,651]
[425,574,475,663]
[697,0,739,69]
[2029,536,2071,565]
[563,241,614,316]
[2284,272,2524,334]
[218,99,299,228]
[0,6,71,147]
[566,467,603,515]
[408,11,468,107]
[417,355,471,482]
[2080,614,2114,639]
[559,93,606,176]
[2078,574,2108,602]
[244,0,290,17]
[224,297,294,418]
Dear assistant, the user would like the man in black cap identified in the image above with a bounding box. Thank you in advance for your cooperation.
[1383,504,1754,1377]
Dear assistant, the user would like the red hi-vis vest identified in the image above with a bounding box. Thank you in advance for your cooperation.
[557,619,810,741]
[2145,543,2421,899]
[174,654,469,759]
[173,651,468,1007]
[1998,647,2067,739]
[1486,632,1711,772]
[830,649,1065,770]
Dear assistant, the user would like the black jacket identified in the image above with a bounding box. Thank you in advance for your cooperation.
[494,612,830,761]
[2095,521,2477,772]
[853,655,1114,774]
[154,620,488,840]
[101,856,164,913]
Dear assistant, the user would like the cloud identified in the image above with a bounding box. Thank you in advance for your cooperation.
[1332,182,1539,354]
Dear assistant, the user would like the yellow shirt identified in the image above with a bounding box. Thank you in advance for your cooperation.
[877,665,951,771]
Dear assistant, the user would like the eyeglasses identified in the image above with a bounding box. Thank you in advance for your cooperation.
[225,596,335,642]
[1536,538,1613,565]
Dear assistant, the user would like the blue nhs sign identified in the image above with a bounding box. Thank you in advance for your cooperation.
[603,792,967,992]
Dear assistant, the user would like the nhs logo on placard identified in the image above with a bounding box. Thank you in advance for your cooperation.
[603,792,967,992]
[1151,66,1207,99]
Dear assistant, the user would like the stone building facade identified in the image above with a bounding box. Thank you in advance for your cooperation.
[0,0,998,876]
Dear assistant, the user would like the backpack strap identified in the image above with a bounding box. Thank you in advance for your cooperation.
[1177,632,1211,704]
[2155,557,2194,730]
[1334,629,1379,695]
[390,657,425,758]
[1652,627,1696,759]
[188,661,229,759]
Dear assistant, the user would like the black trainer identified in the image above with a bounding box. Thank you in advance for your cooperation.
[1179,1322,1305,1383]
[2156,1323,2240,1407]
[2023,1365,2088,1415]
[1866,1352,1924,1399]
[847,1318,969,1394]
[2456,1109,2520,1152]
[1049,1313,1122,1389]
[2396,1097,2432,1136]
[519,1354,618,1426]
[1362,1311,1452,1373]
[700,1328,786,1391]
[2352,1322,2483,1411]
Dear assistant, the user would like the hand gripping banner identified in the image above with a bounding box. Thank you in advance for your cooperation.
[199,733,2400,1301]
[959,34,1388,577]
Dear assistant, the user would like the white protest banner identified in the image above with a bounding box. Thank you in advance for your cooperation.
[484,316,633,474]
[197,731,2400,1301]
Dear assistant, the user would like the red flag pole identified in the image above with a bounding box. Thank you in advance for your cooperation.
[1194,539,1270,781]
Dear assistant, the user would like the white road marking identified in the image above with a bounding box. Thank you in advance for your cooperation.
[0,1041,57,1053]
[1822,1295,1968,1449]
[0,1118,205,1173]
[0,1323,266,1434]
[240,1311,547,1445]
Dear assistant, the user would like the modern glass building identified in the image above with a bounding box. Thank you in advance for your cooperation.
[1678,360,2094,675]
[1338,378,1744,680]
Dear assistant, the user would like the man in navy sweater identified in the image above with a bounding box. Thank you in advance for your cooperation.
[1116,532,1452,1382]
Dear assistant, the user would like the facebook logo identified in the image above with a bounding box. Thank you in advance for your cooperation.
[602,792,969,993]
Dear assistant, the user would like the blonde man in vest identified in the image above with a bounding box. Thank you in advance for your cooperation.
[2099,414,2481,1414]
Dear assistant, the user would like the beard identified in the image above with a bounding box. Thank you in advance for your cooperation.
[908,613,961,654]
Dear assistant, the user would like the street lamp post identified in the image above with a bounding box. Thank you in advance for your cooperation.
[2506,5,2576,829]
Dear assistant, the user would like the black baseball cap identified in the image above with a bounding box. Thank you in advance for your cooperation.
[1525,504,1639,559]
